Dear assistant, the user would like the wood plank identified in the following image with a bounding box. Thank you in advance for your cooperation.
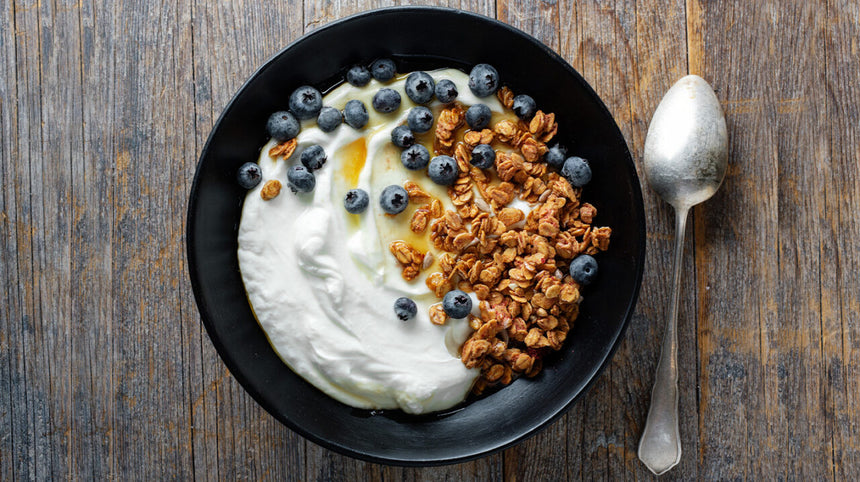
[5,0,57,478]
[188,1,307,480]
[104,0,195,477]
[303,0,383,32]
[398,0,496,17]
[32,0,88,478]
[497,0,560,51]
[687,0,774,478]
[771,1,830,479]
[69,0,117,476]
[0,0,20,480]
[823,0,860,477]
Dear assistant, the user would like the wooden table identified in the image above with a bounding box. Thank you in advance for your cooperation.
[2,0,857,480]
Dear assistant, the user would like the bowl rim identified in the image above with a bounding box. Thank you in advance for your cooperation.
[186,5,646,466]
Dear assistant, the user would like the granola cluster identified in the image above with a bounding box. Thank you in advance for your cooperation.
[434,104,465,155]
[420,87,612,394]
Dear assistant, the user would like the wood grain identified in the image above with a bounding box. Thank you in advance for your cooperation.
[823,0,860,478]
[188,1,306,481]
[1,0,859,480]
[0,1,15,479]
[772,2,830,478]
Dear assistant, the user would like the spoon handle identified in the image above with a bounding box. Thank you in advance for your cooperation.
[638,206,688,475]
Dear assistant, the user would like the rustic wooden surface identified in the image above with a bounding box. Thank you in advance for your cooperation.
[1,0,858,479]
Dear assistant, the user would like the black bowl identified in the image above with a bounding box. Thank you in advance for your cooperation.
[187,6,645,466]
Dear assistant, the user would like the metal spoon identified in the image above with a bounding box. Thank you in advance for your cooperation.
[637,75,728,475]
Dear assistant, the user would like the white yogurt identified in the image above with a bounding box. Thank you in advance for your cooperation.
[238,69,519,414]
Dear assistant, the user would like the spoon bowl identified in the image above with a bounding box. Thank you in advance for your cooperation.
[637,74,728,475]
[643,75,728,209]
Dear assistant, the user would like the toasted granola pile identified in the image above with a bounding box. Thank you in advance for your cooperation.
[415,86,612,394]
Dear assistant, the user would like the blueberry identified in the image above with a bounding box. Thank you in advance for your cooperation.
[379,185,409,214]
[561,156,592,187]
[289,85,323,120]
[405,71,435,104]
[442,290,472,319]
[512,94,537,120]
[394,297,417,321]
[317,106,342,132]
[344,188,369,214]
[266,111,300,141]
[371,58,396,81]
[407,106,434,133]
[465,104,492,130]
[300,144,327,171]
[372,88,401,113]
[286,165,315,193]
[346,65,371,86]
[343,99,369,129]
[470,144,496,169]
[544,143,567,169]
[401,144,430,170]
[428,155,459,186]
[391,125,415,148]
[434,79,458,103]
[237,162,262,189]
[569,254,598,285]
[468,63,500,97]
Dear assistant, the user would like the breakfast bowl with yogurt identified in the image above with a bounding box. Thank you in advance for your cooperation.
[187,6,645,465]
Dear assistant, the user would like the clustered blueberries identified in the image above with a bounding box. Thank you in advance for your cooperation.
[394,297,418,321]
[343,188,369,214]
[317,106,342,133]
[434,79,458,104]
[569,254,598,285]
[300,145,327,171]
[401,144,430,170]
[442,290,472,319]
[407,107,434,133]
[469,144,496,169]
[370,58,396,81]
[544,143,567,169]
[236,162,262,189]
[289,86,323,120]
[405,71,435,104]
[372,88,401,113]
[286,165,315,193]
[561,156,592,187]
[465,104,492,130]
[390,125,415,148]
[468,63,499,97]
[266,111,299,141]
[512,94,537,120]
[343,99,369,129]
[379,185,409,215]
[346,65,371,86]
[240,61,604,323]
[428,155,459,186]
